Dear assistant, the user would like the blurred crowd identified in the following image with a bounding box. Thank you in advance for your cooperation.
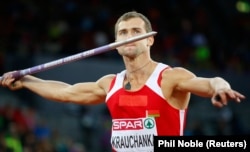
[0,102,89,152]
[0,0,249,74]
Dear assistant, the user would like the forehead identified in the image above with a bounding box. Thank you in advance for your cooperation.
[117,17,146,31]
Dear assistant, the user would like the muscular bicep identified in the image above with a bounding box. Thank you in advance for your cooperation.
[161,67,214,109]
[175,71,214,97]
[62,82,107,105]
[163,67,213,97]
[61,74,115,105]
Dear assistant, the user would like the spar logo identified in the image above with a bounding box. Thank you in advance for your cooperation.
[112,118,155,130]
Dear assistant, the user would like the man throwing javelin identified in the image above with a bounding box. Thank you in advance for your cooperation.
[0,11,245,151]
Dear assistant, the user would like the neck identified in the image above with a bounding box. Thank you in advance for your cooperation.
[127,60,152,74]
[124,60,153,90]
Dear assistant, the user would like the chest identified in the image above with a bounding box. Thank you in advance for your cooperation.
[106,85,168,118]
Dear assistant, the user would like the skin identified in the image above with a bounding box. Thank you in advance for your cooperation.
[0,17,245,110]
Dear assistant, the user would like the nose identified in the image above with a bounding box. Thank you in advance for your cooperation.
[124,32,134,39]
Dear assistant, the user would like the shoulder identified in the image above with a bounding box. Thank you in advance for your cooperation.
[98,74,116,84]
[97,74,116,93]
[163,67,196,78]
[162,67,196,84]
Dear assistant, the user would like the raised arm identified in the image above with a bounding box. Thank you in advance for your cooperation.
[0,72,115,105]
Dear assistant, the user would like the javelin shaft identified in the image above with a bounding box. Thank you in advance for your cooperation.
[0,31,157,81]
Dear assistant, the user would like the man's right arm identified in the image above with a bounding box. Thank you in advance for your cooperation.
[1,74,111,105]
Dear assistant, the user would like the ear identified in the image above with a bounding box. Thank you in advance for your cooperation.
[147,36,154,47]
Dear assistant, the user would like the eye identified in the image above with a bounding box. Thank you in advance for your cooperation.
[132,29,141,35]
[119,30,127,36]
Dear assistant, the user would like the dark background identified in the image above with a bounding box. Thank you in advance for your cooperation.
[0,0,249,152]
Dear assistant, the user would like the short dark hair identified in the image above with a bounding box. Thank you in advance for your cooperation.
[114,11,152,37]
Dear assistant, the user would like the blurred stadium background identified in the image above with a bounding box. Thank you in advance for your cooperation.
[0,0,249,152]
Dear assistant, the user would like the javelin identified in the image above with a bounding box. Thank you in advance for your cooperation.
[0,31,157,81]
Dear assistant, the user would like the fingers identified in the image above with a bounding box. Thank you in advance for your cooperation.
[233,90,246,102]
[212,94,225,108]
[212,90,228,106]
[212,89,246,108]
[225,90,245,103]
[1,71,25,91]
[1,73,16,88]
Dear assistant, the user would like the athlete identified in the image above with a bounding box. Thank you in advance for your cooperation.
[0,11,245,151]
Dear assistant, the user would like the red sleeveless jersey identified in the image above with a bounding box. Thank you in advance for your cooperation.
[106,63,187,151]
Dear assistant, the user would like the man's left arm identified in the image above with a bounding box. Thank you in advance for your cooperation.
[174,68,245,108]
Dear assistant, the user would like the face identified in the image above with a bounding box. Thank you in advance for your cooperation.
[116,17,154,58]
